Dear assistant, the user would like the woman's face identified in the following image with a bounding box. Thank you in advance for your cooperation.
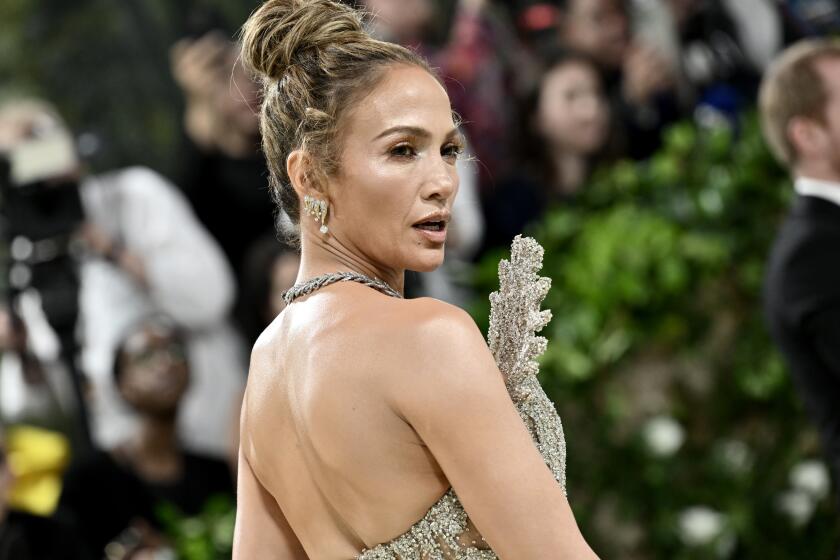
[363,0,433,43]
[537,60,609,155]
[326,64,461,273]
[117,325,189,416]
[563,0,629,69]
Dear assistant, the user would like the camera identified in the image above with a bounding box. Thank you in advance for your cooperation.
[0,119,85,331]
[0,112,91,449]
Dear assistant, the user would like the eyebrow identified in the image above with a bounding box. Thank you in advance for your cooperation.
[374,125,461,141]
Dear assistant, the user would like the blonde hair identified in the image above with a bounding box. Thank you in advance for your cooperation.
[759,38,840,167]
[240,0,433,245]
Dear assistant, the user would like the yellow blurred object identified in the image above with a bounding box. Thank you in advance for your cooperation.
[5,425,70,516]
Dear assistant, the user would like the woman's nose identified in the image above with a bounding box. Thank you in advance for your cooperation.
[422,158,458,201]
[578,95,602,121]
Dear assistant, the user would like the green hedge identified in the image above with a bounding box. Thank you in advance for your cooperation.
[472,114,839,559]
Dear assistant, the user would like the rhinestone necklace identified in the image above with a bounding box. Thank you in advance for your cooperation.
[281,271,403,305]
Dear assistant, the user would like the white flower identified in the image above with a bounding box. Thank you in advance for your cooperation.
[790,460,830,502]
[776,489,816,527]
[643,415,685,457]
[678,506,727,546]
[715,439,753,474]
[715,531,737,559]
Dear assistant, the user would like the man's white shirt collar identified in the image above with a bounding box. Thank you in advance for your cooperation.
[795,176,840,208]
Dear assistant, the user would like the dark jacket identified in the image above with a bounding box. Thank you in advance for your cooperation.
[765,194,840,479]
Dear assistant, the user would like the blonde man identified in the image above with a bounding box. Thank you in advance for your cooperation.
[761,39,840,517]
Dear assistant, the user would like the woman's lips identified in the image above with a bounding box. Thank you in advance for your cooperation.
[413,224,447,244]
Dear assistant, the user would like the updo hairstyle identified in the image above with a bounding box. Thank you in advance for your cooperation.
[240,0,433,244]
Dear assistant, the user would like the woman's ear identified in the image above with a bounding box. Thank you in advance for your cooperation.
[287,150,329,200]
[287,149,309,199]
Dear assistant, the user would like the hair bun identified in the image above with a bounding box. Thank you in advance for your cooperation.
[241,0,367,81]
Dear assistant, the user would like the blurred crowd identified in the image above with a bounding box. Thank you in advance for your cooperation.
[0,0,838,558]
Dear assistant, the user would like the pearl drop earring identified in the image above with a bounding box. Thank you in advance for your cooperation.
[304,195,329,234]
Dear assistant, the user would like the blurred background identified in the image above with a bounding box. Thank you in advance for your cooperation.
[1,0,840,558]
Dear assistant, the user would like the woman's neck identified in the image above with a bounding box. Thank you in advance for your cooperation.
[135,414,179,458]
[297,232,404,295]
[550,149,588,197]
[122,413,182,483]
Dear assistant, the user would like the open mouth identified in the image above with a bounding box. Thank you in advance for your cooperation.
[412,221,446,232]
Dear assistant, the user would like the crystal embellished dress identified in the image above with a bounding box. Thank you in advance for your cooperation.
[357,236,567,559]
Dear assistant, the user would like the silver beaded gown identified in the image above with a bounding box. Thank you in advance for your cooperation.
[357,236,567,559]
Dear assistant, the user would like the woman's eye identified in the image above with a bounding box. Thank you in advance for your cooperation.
[442,144,464,160]
[390,144,417,158]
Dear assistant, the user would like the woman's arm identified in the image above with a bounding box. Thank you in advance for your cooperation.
[233,447,309,559]
[387,301,599,559]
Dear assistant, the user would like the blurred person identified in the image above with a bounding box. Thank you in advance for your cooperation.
[0,299,78,437]
[481,48,612,253]
[784,0,840,36]
[511,0,564,50]
[635,0,787,124]
[558,0,681,158]
[696,0,787,72]
[0,434,23,558]
[170,31,277,326]
[238,236,301,345]
[522,49,612,195]
[0,428,84,559]
[363,0,435,44]
[57,315,233,558]
[762,39,840,522]
[560,0,630,69]
[171,32,261,160]
[0,99,246,461]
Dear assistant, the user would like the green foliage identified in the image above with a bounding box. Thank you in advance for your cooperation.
[473,114,838,558]
[157,495,236,560]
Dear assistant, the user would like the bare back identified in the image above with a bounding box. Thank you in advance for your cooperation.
[240,282,450,557]
[236,256,599,559]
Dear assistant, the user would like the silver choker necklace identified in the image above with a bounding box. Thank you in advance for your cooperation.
[282,271,403,305]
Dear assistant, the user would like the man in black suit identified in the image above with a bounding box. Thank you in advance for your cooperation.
[762,39,840,502]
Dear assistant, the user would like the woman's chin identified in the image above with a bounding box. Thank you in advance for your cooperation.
[408,249,445,273]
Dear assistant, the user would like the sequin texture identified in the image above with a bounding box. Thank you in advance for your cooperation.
[357,236,567,559]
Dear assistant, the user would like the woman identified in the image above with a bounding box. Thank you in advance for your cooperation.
[524,49,611,198]
[481,49,611,253]
[234,1,599,558]
[58,316,233,557]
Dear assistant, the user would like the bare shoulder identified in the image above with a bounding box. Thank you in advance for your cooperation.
[380,297,503,412]
[401,296,479,330]
[240,315,287,437]
[387,297,490,364]
[243,318,283,403]
[250,316,284,370]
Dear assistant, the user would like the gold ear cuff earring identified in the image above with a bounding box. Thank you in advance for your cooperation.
[303,195,329,234]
